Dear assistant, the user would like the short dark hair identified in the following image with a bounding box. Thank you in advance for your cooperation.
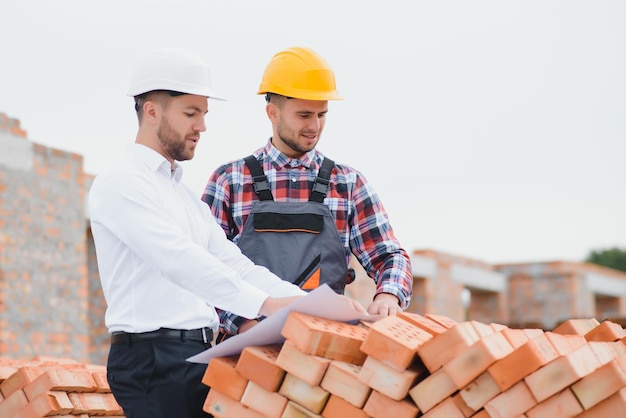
[134,90,184,122]
[265,93,291,105]
[135,90,185,112]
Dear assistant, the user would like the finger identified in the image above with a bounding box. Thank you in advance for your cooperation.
[353,300,367,313]
[367,303,379,315]
[378,307,388,316]
[368,302,387,316]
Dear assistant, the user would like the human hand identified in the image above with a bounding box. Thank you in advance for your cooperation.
[367,293,402,316]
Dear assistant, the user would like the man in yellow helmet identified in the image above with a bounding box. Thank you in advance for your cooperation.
[202,46,413,339]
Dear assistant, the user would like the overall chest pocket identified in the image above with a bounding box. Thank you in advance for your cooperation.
[253,212,324,234]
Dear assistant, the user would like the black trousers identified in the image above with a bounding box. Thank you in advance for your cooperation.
[107,337,212,418]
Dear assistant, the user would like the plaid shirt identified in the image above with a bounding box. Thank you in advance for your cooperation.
[202,140,413,335]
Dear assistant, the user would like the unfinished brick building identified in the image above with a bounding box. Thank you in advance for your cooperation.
[2,112,626,366]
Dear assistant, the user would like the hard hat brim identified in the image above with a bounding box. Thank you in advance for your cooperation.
[127,85,226,101]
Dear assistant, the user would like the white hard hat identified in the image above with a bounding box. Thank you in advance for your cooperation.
[127,47,225,100]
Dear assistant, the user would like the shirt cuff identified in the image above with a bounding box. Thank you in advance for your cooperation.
[228,284,269,319]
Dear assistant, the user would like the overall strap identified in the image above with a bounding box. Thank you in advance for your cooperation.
[244,155,274,201]
[309,157,335,203]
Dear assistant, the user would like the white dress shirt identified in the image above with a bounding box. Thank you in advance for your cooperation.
[88,144,304,333]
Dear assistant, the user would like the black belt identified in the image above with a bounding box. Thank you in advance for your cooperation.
[111,327,213,345]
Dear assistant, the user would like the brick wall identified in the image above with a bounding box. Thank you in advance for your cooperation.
[497,261,626,329]
[0,112,104,363]
[0,113,27,139]
[409,249,507,323]
[86,221,109,365]
[469,289,504,324]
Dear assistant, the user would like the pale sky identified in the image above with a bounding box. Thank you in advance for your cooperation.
[2,0,625,264]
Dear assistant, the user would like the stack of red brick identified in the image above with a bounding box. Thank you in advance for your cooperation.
[0,356,124,417]
[202,312,626,417]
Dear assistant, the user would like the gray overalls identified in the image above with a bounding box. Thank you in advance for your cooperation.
[237,155,352,293]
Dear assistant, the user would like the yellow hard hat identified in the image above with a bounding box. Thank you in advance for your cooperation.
[257,47,344,101]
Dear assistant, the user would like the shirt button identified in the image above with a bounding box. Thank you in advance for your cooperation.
[291,177,297,183]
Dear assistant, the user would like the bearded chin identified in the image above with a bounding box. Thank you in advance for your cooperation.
[278,132,309,156]
[158,120,189,161]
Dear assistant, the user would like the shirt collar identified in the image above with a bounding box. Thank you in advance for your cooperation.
[129,143,183,181]
[263,138,321,170]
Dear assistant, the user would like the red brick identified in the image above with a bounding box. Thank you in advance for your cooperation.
[525,343,601,403]
[282,400,323,417]
[397,312,448,335]
[487,333,559,391]
[543,331,586,356]
[424,313,457,329]
[552,318,599,336]
[363,389,420,418]
[470,320,496,337]
[359,315,432,371]
[525,388,583,418]
[443,331,514,389]
[23,367,98,400]
[502,327,544,349]
[31,356,82,365]
[524,328,545,339]
[321,394,370,418]
[451,392,474,418]
[276,340,331,386]
[236,344,285,392]
[358,354,426,401]
[0,367,45,397]
[584,320,625,342]
[417,322,480,372]
[497,327,528,349]
[15,391,74,417]
[587,341,625,366]
[89,368,110,393]
[281,311,368,365]
[570,352,626,409]
[320,360,371,408]
[0,359,19,383]
[408,367,456,412]
[55,415,91,418]
[357,320,373,330]
[279,373,329,414]
[577,386,626,417]
[459,371,500,412]
[490,323,508,332]
[202,355,248,401]
[484,380,537,418]
[203,388,264,418]
[420,396,465,418]
[608,340,626,356]
[0,389,28,417]
[67,392,122,415]
[241,380,288,418]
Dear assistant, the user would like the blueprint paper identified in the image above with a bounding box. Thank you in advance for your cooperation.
[187,284,381,363]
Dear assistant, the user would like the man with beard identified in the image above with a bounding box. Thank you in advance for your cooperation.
[88,47,352,418]
[202,46,413,342]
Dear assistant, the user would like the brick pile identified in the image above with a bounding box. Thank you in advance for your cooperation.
[0,356,124,417]
[202,312,626,417]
